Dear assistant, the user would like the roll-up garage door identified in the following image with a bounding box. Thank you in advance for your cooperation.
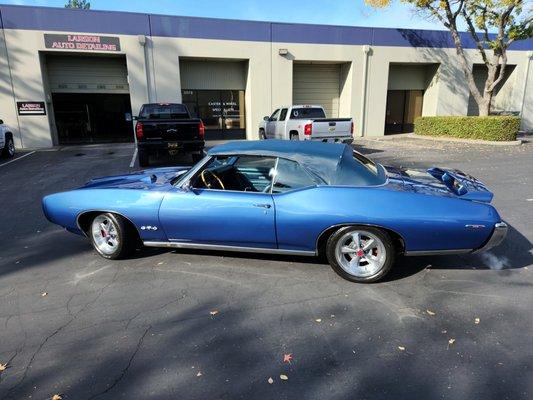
[293,64,341,118]
[46,55,129,94]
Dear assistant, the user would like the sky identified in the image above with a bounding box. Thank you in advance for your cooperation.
[1,0,447,31]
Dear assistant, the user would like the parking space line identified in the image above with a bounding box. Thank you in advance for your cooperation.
[0,151,36,168]
[129,147,138,168]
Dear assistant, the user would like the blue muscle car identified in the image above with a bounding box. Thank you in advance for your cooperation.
[42,140,507,282]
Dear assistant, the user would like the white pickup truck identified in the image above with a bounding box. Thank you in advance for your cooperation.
[0,118,15,158]
[258,105,353,143]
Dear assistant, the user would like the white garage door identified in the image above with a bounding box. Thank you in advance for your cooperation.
[293,64,341,118]
[46,55,129,94]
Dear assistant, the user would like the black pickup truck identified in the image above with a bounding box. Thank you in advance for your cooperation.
[135,103,205,167]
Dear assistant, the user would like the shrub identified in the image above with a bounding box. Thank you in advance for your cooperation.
[414,116,520,141]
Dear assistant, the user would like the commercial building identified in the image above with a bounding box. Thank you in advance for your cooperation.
[0,4,532,149]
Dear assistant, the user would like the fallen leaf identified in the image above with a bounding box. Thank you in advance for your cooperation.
[283,354,293,363]
[196,371,202,377]
[426,310,436,316]
[51,395,62,400]
[209,310,219,316]
[157,262,164,266]
[398,346,406,351]
[280,374,288,380]
[330,314,335,318]
[0,363,7,372]
[474,318,480,324]
[448,338,456,348]
[315,318,322,323]
[267,377,274,384]
[441,330,447,334]
[41,292,48,297]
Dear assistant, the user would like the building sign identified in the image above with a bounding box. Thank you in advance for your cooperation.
[17,102,46,116]
[44,34,121,52]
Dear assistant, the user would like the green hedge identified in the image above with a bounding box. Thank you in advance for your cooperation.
[414,116,520,141]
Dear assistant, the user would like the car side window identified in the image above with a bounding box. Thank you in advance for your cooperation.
[270,109,280,121]
[272,158,318,194]
[279,108,288,121]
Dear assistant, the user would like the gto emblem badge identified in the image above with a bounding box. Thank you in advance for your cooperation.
[465,224,485,229]
[141,225,158,231]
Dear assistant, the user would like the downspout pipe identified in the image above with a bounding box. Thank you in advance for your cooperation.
[359,45,371,137]
[519,51,532,131]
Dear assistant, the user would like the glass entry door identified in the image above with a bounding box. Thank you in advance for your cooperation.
[385,90,423,134]
[182,89,246,140]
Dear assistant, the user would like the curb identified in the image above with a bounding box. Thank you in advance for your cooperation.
[368,133,523,146]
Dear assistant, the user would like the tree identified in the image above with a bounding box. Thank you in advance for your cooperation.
[65,0,91,9]
[365,0,532,116]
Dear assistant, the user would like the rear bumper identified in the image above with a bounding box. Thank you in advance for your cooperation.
[138,140,204,153]
[472,222,508,254]
[308,136,353,144]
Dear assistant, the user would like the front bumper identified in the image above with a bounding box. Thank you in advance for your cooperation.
[472,222,508,254]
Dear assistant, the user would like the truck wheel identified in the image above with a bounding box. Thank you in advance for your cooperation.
[89,213,136,260]
[326,226,394,283]
[290,133,299,141]
[259,129,266,140]
[138,149,149,167]
[2,134,15,158]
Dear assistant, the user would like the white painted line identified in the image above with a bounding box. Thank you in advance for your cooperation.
[129,147,138,168]
[0,151,36,168]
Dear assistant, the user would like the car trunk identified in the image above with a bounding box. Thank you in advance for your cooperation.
[140,120,201,141]
[311,118,352,139]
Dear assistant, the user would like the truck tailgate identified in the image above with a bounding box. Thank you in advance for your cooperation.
[311,118,352,139]
[141,120,201,141]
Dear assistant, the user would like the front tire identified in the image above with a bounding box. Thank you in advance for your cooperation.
[2,135,15,158]
[326,226,394,283]
[89,213,136,260]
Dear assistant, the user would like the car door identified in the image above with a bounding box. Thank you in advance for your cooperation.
[266,109,279,139]
[276,108,288,139]
[159,155,278,249]
[0,122,5,148]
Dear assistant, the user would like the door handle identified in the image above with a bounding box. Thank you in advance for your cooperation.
[253,203,271,209]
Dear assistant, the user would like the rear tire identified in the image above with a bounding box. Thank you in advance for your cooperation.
[138,149,149,167]
[259,129,266,140]
[290,133,299,141]
[2,134,15,158]
[326,226,394,283]
[89,213,136,260]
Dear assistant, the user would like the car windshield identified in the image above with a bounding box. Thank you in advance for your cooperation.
[140,104,189,119]
[334,148,386,186]
[290,108,326,119]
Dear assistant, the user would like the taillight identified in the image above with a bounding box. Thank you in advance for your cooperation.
[135,122,144,140]
[304,123,312,136]
[350,121,354,135]
[199,121,205,139]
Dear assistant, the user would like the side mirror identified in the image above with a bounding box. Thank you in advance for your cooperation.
[181,180,192,192]
[125,113,132,122]
[263,116,269,121]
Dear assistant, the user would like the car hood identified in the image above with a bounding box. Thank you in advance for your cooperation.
[384,165,494,203]
[82,166,190,190]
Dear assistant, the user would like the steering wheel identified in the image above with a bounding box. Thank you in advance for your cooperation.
[200,169,225,190]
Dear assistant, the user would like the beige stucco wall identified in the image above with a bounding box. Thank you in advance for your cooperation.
[0,26,531,149]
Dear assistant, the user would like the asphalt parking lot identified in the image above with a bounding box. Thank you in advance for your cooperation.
[0,138,532,400]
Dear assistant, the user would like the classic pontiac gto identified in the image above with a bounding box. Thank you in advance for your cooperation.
[42,140,507,282]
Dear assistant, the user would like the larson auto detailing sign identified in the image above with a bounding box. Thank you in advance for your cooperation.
[17,102,46,116]
[44,34,121,51]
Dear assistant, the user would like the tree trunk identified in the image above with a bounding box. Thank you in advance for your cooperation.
[478,98,490,116]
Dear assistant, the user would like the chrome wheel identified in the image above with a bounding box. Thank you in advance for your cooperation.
[91,215,120,256]
[334,230,386,278]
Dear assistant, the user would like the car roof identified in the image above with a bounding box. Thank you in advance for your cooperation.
[208,140,348,184]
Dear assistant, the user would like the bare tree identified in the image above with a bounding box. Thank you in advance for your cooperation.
[65,0,91,10]
[366,0,532,115]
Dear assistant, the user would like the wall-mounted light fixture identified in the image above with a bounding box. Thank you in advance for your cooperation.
[278,48,289,56]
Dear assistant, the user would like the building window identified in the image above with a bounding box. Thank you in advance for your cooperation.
[182,89,245,131]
